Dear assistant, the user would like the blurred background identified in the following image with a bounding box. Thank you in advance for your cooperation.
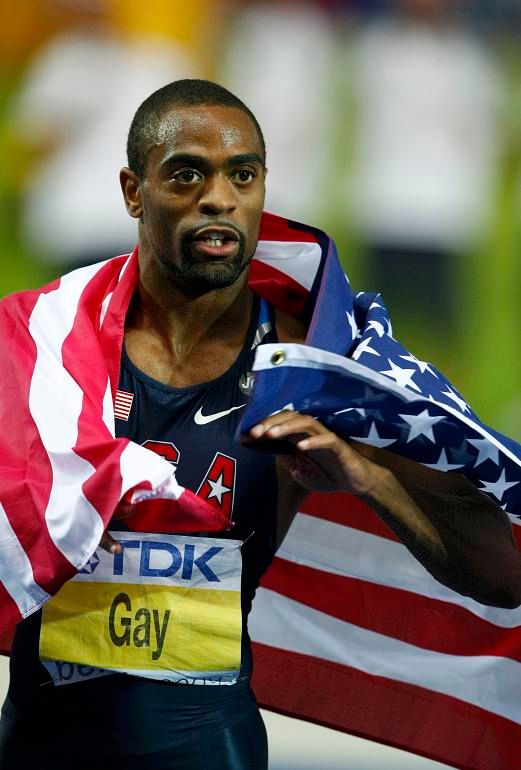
[0,1,520,767]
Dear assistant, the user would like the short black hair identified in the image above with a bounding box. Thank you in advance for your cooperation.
[127,79,266,178]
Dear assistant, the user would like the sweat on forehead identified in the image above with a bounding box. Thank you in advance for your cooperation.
[150,108,250,149]
[126,79,266,178]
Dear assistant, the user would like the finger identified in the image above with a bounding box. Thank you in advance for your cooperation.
[249,410,303,438]
[99,531,122,555]
[251,413,325,440]
[264,419,327,444]
[296,432,356,454]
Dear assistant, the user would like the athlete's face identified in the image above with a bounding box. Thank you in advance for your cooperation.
[121,105,266,294]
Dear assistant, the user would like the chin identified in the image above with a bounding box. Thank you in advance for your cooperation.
[193,262,246,290]
[167,261,246,294]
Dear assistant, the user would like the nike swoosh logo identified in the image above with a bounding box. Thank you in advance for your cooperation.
[193,404,246,425]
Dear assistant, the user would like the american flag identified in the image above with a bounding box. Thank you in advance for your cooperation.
[0,211,519,769]
[113,389,135,421]
[244,213,521,770]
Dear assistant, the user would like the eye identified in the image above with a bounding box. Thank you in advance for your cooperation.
[232,168,257,184]
[172,168,203,184]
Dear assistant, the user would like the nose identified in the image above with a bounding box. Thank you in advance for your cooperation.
[198,173,237,216]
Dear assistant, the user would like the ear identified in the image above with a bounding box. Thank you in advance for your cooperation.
[120,167,143,219]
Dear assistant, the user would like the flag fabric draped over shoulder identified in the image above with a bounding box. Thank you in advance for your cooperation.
[244,214,521,770]
[0,211,520,770]
[0,253,229,650]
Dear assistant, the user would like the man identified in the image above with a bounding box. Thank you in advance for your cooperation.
[0,79,520,770]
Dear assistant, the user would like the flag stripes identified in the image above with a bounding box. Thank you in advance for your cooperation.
[0,502,49,616]
[250,589,521,724]
[114,390,135,421]
[251,643,521,770]
[262,556,521,662]
[277,511,521,627]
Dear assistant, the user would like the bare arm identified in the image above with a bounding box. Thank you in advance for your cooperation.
[246,412,521,609]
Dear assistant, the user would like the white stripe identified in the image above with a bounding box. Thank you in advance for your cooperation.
[117,252,133,280]
[29,265,110,567]
[253,343,521,470]
[254,241,322,292]
[250,589,521,724]
[102,378,115,434]
[119,442,181,500]
[114,390,133,420]
[0,502,50,616]
[278,513,521,628]
[98,254,132,330]
[115,392,134,402]
[99,291,113,329]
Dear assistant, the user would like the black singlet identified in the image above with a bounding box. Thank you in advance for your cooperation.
[0,296,278,769]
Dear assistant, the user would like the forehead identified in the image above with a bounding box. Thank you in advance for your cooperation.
[150,104,263,164]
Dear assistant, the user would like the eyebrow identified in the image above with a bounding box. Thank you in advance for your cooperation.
[160,152,265,171]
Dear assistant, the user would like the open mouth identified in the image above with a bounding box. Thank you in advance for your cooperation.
[190,228,240,259]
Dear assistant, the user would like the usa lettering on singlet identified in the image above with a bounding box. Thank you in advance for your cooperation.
[39,297,279,687]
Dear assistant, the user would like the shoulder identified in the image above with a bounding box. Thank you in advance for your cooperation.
[274,307,307,344]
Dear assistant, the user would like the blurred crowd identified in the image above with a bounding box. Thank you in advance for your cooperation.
[1,0,521,431]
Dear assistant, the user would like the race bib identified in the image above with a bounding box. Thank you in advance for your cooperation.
[40,532,242,686]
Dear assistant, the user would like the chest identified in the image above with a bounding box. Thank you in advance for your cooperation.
[124,335,245,388]
[116,335,276,541]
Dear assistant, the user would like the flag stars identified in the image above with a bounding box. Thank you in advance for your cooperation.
[424,449,464,472]
[467,437,500,468]
[333,407,367,418]
[354,422,396,448]
[399,354,438,378]
[399,409,446,443]
[367,319,386,338]
[441,386,469,413]
[346,311,359,342]
[352,385,388,406]
[479,470,519,502]
[380,359,421,392]
[352,337,380,360]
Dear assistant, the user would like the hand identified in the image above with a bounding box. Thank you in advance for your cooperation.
[247,411,381,495]
[99,530,122,555]
[98,498,133,555]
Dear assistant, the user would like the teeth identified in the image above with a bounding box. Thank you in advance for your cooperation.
[205,238,223,246]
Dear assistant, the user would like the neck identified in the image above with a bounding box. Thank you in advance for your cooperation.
[126,253,253,360]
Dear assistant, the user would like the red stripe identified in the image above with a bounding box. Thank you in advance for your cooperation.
[249,260,309,317]
[301,492,521,551]
[512,520,521,550]
[261,557,521,661]
[259,211,319,243]
[301,491,402,542]
[252,643,521,770]
[0,286,74,604]
[97,252,138,397]
[124,489,231,534]
[0,585,23,653]
[61,266,130,532]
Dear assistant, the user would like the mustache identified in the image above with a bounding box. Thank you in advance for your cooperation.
[182,222,245,244]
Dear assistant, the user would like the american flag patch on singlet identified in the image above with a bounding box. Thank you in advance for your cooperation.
[114,389,134,421]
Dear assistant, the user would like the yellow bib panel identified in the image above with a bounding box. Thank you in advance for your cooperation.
[40,532,242,685]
